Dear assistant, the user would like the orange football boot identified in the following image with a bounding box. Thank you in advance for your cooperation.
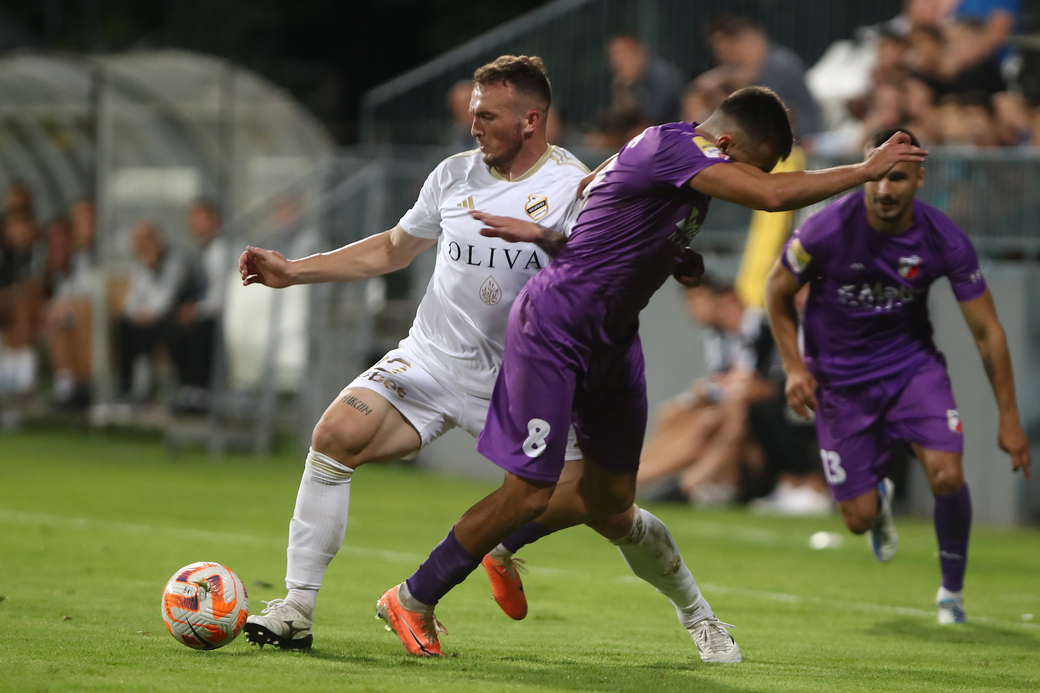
[376,584,447,657]
[482,554,528,620]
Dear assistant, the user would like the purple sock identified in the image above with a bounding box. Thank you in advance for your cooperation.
[501,521,554,554]
[934,484,972,592]
[405,528,482,606]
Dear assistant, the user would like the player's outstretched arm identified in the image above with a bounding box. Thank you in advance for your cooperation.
[239,225,436,288]
[765,260,816,416]
[959,288,1032,480]
[470,210,567,258]
[690,131,927,212]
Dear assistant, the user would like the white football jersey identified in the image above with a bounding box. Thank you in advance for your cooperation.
[398,145,589,397]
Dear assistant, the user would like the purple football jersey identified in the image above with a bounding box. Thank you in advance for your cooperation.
[525,122,730,342]
[781,193,986,387]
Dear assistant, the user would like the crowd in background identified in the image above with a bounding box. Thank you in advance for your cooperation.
[0,184,226,426]
[445,0,1034,154]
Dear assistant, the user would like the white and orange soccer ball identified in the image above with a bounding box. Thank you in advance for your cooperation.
[161,562,249,650]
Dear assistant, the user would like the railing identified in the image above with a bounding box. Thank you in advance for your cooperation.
[360,0,902,144]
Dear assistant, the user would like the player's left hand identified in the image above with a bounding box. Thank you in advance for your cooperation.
[998,414,1031,480]
[672,247,705,287]
[471,210,544,244]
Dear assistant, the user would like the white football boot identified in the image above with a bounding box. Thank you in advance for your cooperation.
[936,587,967,624]
[868,478,898,562]
[244,598,313,650]
[679,607,742,663]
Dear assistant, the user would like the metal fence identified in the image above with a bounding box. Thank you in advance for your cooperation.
[360,0,902,144]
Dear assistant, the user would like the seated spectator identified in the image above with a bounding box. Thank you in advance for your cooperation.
[585,103,650,150]
[0,200,45,402]
[116,221,187,401]
[946,17,1007,94]
[606,32,685,125]
[702,14,823,142]
[168,198,226,413]
[946,0,1019,75]
[639,280,830,514]
[587,32,683,146]
[44,199,95,408]
[904,76,943,144]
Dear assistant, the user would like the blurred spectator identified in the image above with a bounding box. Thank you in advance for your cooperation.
[446,80,475,151]
[0,185,45,402]
[946,17,1008,94]
[638,280,830,514]
[947,0,1020,74]
[606,32,684,125]
[904,76,943,143]
[873,29,911,87]
[587,32,683,147]
[43,202,95,408]
[701,14,823,141]
[116,220,187,401]
[168,199,226,413]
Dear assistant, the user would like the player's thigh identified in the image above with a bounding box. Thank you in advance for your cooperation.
[910,443,964,495]
[311,387,421,468]
[815,383,891,507]
[888,360,965,495]
[575,456,638,518]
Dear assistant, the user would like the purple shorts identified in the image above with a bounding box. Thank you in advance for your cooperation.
[475,293,648,483]
[814,355,963,502]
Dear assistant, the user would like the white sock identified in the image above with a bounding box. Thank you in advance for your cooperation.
[611,506,714,620]
[284,448,354,617]
[489,544,513,560]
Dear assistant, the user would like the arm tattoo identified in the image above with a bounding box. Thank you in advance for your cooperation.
[536,228,568,258]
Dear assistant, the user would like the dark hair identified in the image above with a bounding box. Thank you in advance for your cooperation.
[717,86,793,160]
[705,13,763,39]
[473,55,552,110]
[867,127,920,149]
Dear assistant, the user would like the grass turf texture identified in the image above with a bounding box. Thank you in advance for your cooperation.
[1,429,1037,693]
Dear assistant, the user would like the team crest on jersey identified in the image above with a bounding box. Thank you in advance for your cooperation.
[692,136,727,159]
[947,409,962,433]
[899,255,923,279]
[525,195,549,221]
[786,238,812,273]
[479,276,502,306]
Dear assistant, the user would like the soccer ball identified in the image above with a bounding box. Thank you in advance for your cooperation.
[161,562,249,650]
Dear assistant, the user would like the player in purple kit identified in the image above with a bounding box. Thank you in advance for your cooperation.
[765,128,1031,624]
[375,88,929,658]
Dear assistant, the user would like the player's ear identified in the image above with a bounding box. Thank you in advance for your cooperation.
[916,165,925,190]
[715,133,735,155]
[523,108,542,136]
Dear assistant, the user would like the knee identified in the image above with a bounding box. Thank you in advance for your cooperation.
[839,504,876,535]
[584,486,636,522]
[930,464,964,496]
[311,419,364,468]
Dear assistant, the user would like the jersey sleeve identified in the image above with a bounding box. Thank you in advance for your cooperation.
[779,212,828,283]
[652,128,731,189]
[940,220,987,302]
[399,162,448,239]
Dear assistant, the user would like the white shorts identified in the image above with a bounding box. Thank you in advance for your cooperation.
[344,345,582,460]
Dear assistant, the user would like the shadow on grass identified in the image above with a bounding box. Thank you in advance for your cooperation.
[867,618,1040,650]
[299,644,761,693]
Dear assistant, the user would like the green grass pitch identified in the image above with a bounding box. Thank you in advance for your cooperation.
[1,429,1037,692]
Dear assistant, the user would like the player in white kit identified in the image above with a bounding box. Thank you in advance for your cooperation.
[239,56,736,662]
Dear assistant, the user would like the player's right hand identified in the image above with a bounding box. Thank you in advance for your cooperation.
[784,366,818,417]
[239,246,293,288]
[861,131,928,181]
